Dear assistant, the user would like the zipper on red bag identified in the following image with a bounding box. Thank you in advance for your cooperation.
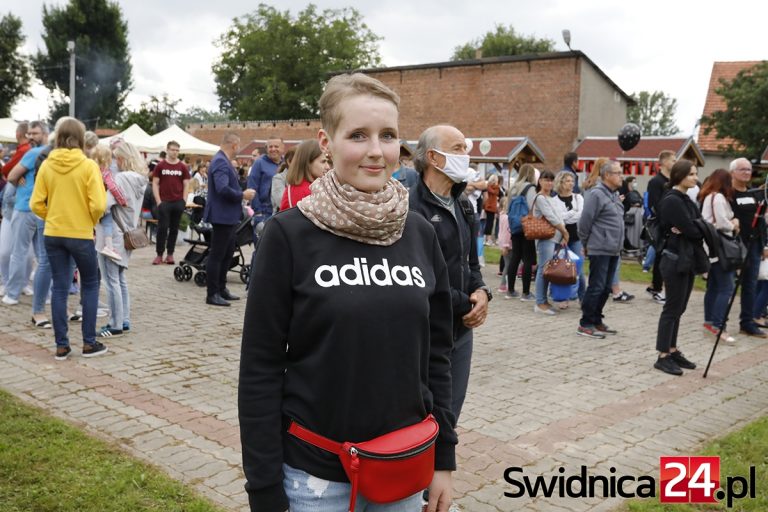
[348,433,438,460]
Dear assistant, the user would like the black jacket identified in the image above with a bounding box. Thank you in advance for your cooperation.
[409,178,486,340]
[659,189,708,274]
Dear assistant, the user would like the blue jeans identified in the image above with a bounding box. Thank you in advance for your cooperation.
[740,241,761,329]
[755,280,768,320]
[98,253,130,330]
[32,219,52,315]
[282,464,423,511]
[704,261,735,329]
[581,255,619,327]
[535,240,556,305]
[567,240,586,301]
[612,257,622,287]
[0,184,16,286]
[44,236,100,348]
[5,210,37,299]
[643,245,656,271]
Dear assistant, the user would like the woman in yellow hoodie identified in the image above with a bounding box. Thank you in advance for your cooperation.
[30,117,107,361]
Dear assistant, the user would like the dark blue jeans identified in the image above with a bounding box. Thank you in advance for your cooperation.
[44,236,100,348]
[580,255,619,327]
[451,329,473,426]
[740,241,761,329]
[704,261,735,329]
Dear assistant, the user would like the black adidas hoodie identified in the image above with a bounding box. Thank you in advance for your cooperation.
[238,207,457,512]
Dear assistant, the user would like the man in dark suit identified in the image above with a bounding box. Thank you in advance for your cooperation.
[203,132,256,306]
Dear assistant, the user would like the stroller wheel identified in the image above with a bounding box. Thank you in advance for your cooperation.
[194,271,207,287]
[182,264,193,281]
[240,264,251,284]
[173,266,185,282]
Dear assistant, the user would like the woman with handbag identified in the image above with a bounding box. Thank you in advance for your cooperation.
[505,164,538,300]
[531,170,569,315]
[239,74,457,512]
[95,141,148,338]
[699,169,739,344]
[553,171,585,308]
[654,160,706,375]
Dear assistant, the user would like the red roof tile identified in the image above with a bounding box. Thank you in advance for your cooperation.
[697,61,762,152]
[573,136,695,161]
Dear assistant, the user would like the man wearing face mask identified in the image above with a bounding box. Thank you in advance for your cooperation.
[410,124,491,425]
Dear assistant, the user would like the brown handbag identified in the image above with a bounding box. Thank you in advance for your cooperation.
[112,207,150,251]
[543,244,578,285]
[521,195,556,240]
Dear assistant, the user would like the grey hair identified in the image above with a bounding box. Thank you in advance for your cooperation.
[599,160,618,178]
[220,131,240,146]
[84,131,100,150]
[553,170,574,193]
[413,126,444,173]
[729,157,751,171]
[29,120,49,134]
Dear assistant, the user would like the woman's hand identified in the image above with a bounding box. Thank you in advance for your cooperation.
[671,227,682,235]
[732,218,740,234]
[426,470,452,512]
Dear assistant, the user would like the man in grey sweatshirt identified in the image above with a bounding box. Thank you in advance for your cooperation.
[576,160,625,339]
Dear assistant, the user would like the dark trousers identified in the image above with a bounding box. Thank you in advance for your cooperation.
[156,200,185,256]
[656,257,695,352]
[651,247,663,292]
[206,223,237,298]
[740,241,762,329]
[580,255,618,327]
[451,329,473,425]
[508,233,536,295]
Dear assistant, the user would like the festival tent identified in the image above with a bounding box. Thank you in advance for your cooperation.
[99,123,155,151]
[146,125,219,156]
[0,118,18,143]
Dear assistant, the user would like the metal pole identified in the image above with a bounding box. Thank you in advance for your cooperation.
[67,40,75,117]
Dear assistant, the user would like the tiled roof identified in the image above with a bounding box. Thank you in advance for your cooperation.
[403,137,546,164]
[697,61,762,152]
[573,136,700,161]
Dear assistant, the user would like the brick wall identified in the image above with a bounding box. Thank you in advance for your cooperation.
[188,55,619,168]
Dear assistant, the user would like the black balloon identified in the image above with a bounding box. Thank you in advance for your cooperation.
[618,123,641,151]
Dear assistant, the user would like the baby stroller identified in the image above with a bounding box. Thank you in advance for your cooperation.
[173,209,254,287]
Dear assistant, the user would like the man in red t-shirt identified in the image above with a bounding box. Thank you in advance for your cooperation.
[151,140,190,265]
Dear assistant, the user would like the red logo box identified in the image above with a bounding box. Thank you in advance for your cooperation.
[660,456,720,503]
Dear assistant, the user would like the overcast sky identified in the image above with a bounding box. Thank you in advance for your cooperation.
[10,0,768,136]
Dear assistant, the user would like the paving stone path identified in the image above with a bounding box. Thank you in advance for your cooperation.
[1,246,767,511]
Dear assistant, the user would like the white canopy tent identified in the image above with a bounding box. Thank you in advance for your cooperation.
[0,118,19,143]
[146,125,219,156]
[99,123,155,151]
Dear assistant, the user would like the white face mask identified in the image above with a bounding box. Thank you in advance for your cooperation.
[432,149,472,183]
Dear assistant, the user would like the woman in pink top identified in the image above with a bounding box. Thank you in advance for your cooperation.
[280,140,330,210]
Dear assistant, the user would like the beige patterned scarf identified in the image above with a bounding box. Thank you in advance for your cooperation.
[297,170,409,246]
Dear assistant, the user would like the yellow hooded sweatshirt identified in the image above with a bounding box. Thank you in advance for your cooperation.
[30,148,106,239]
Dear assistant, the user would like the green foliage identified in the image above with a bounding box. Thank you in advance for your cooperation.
[212,3,381,120]
[176,106,230,126]
[627,90,680,136]
[701,61,768,159]
[451,24,555,61]
[0,13,31,117]
[121,94,179,133]
[33,0,133,128]
[0,389,224,511]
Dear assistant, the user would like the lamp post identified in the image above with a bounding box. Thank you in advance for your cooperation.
[67,40,75,117]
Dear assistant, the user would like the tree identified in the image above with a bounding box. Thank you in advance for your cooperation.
[176,106,230,127]
[626,91,680,136]
[121,95,180,134]
[34,0,132,128]
[701,61,768,159]
[451,24,555,61]
[0,13,31,117]
[213,3,381,120]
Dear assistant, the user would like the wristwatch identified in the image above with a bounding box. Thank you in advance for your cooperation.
[478,286,493,302]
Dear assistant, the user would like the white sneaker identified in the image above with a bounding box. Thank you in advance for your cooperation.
[22,285,34,296]
[100,245,122,262]
[2,295,19,305]
[533,304,556,315]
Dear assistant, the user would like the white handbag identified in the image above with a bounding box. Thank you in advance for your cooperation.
[759,259,768,281]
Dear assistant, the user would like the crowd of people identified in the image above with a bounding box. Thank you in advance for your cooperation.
[1,71,765,511]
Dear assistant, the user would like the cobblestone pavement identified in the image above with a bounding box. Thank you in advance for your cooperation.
[2,246,767,511]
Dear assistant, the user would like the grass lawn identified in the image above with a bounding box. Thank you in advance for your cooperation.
[483,245,707,291]
[621,416,768,511]
[0,389,225,512]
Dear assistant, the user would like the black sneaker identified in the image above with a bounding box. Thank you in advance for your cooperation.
[577,325,606,339]
[670,351,696,370]
[82,341,108,358]
[654,355,683,375]
[595,323,618,335]
[613,291,634,303]
[55,346,71,361]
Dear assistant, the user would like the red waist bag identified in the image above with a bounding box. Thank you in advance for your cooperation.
[288,414,439,512]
